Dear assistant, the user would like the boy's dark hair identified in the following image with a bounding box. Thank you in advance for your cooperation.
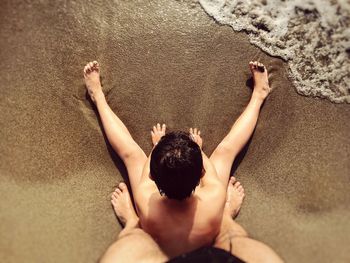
[150,131,203,200]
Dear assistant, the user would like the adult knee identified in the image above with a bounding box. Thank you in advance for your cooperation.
[231,237,284,263]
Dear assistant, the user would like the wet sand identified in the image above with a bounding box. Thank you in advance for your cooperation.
[0,1,349,262]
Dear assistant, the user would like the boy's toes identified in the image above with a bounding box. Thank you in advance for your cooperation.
[257,62,265,71]
[249,61,257,71]
[86,63,93,73]
[92,63,99,71]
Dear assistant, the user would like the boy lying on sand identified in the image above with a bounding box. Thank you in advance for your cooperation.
[83,60,272,257]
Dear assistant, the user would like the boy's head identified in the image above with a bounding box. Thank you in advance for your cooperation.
[150,131,203,201]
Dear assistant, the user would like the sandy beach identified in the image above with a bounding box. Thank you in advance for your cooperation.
[0,0,349,262]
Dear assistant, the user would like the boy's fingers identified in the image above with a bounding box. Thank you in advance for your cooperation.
[162,124,166,132]
[194,128,197,134]
[198,130,201,136]
[157,123,161,130]
[153,126,157,133]
[190,128,193,134]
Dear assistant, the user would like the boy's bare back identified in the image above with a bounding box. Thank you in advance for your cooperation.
[134,149,226,257]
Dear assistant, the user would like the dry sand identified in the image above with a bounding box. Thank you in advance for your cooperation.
[0,1,349,262]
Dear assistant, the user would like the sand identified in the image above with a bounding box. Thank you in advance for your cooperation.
[0,1,349,262]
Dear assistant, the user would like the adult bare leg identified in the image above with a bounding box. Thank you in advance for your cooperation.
[209,61,271,186]
[214,179,284,263]
[100,183,168,263]
[83,61,147,193]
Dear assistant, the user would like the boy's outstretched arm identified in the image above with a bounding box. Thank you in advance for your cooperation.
[210,61,271,185]
[84,61,147,191]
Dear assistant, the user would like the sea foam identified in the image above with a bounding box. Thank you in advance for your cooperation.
[199,0,350,103]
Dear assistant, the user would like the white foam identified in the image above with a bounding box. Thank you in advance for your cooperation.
[199,0,350,103]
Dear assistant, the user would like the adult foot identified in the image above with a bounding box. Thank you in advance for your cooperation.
[151,123,166,146]
[111,182,139,226]
[189,127,203,149]
[83,61,104,103]
[225,177,245,218]
[249,61,271,100]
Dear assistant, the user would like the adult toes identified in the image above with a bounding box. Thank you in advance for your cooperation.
[230,177,236,184]
[111,198,117,206]
[234,181,241,189]
[119,182,127,191]
[116,189,122,195]
[235,181,241,187]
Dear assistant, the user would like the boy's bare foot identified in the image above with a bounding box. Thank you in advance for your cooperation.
[111,182,139,226]
[83,61,104,103]
[225,177,245,219]
[189,127,203,149]
[249,61,271,101]
[151,123,166,146]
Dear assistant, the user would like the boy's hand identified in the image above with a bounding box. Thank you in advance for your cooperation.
[151,123,166,146]
[190,128,203,149]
